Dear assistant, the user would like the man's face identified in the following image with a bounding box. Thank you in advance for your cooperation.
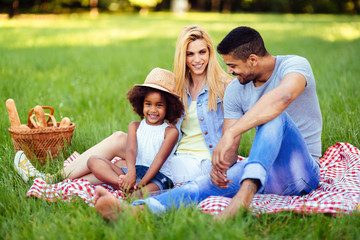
[222,54,255,85]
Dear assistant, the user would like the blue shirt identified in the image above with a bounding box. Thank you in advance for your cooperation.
[176,85,224,156]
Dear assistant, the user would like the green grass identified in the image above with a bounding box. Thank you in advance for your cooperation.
[0,12,360,239]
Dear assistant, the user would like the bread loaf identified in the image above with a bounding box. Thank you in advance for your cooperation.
[6,99,21,129]
[19,124,31,130]
[34,105,47,128]
[59,117,71,127]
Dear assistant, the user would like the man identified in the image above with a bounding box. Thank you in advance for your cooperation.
[94,26,322,220]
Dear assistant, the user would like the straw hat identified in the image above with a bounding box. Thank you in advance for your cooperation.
[135,68,179,98]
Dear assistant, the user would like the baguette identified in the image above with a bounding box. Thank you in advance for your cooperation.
[34,105,47,128]
[5,99,21,129]
[19,124,31,130]
[59,117,71,128]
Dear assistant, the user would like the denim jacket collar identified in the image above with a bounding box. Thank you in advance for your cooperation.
[185,84,209,101]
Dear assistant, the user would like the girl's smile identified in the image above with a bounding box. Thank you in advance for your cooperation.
[143,91,167,126]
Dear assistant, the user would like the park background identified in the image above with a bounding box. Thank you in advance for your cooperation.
[1,0,360,239]
[1,0,360,18]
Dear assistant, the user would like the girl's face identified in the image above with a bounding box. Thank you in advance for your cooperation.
[143,91,167,126]
[186,39,209,77]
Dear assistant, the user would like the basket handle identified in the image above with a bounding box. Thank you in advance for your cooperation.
[28,106,56,128]
[29,113,57,129]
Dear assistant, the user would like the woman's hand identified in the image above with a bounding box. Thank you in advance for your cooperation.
[210,168,231,188]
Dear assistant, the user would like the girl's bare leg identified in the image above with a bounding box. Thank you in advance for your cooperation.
[87,156,126,187]
[60,131,127,179]
[94,186,142,221]
[81,160,127,185]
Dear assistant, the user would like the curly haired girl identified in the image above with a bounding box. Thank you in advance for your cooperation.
[88,68,184,198]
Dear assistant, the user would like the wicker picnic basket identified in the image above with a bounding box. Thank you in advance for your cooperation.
[8,106,75,163]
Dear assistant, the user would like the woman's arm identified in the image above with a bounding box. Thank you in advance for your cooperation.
[119,121,139,191]
[136,126,179,188]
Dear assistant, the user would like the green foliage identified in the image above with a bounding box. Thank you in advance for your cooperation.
[1,0,359,15]
[0,12,360,239]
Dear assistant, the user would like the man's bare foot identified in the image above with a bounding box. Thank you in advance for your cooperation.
[214,179,259,221]
[94,186,141,221]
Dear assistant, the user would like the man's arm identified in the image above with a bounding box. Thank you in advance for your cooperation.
[211,118,240,188]
[212,72,307,177]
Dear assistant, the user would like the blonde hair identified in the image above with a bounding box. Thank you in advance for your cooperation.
[174,25,231,112]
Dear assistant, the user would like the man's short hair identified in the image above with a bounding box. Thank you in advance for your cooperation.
[217,26,267,61]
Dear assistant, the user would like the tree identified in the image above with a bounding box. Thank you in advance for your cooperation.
[8,0,19,18]
[129,0,163,14]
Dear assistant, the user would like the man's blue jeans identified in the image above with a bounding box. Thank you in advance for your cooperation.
[132,112,321,213]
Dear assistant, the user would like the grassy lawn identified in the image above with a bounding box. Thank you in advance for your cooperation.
[0,12,360,239]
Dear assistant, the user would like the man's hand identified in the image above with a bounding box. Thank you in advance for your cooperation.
[211,129,240,188]
[212,130,239,173]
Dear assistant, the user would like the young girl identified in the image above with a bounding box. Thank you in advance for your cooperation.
[87,68,184,197]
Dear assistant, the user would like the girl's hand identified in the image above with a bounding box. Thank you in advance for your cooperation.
[118,172,136,191]
[133,179,148,190]
[133,182,142,190]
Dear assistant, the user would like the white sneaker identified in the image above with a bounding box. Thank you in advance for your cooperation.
[14,151,42,182]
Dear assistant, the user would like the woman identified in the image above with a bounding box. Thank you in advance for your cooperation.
[170,25,231,183]
[14,25,231,187]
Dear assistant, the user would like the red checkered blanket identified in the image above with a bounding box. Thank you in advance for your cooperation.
[26,142,360,215]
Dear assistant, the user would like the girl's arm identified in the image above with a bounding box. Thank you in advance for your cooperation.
[120,121,139,191]
[136,126,178,188]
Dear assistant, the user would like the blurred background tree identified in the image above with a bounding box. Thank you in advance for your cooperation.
[1,0,359,18]
[129,0,162,14]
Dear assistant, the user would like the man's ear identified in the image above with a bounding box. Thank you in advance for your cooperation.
[248,54,258,66]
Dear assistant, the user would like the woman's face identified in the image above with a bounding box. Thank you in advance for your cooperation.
[186,39,209,77]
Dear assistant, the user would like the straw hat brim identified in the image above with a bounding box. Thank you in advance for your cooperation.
[134,83,180,98]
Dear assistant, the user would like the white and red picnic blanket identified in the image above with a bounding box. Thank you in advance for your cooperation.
[26,142,360,215]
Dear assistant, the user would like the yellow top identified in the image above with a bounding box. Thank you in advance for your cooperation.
[176,101,211,160]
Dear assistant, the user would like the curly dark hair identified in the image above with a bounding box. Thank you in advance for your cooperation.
[127,86,184,124]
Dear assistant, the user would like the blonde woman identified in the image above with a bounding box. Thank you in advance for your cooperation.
[14,25,231,188]
[169,25,231,184]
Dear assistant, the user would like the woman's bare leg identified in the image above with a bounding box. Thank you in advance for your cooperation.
[60,131,127,179]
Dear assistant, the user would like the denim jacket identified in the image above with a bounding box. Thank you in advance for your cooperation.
[176,85,224,156]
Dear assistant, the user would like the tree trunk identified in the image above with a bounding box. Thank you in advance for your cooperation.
[90,0,98,18]
[197,0,206,10]
[222,0,233,13]
[9,0,19,18]
[211,0,221,12]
